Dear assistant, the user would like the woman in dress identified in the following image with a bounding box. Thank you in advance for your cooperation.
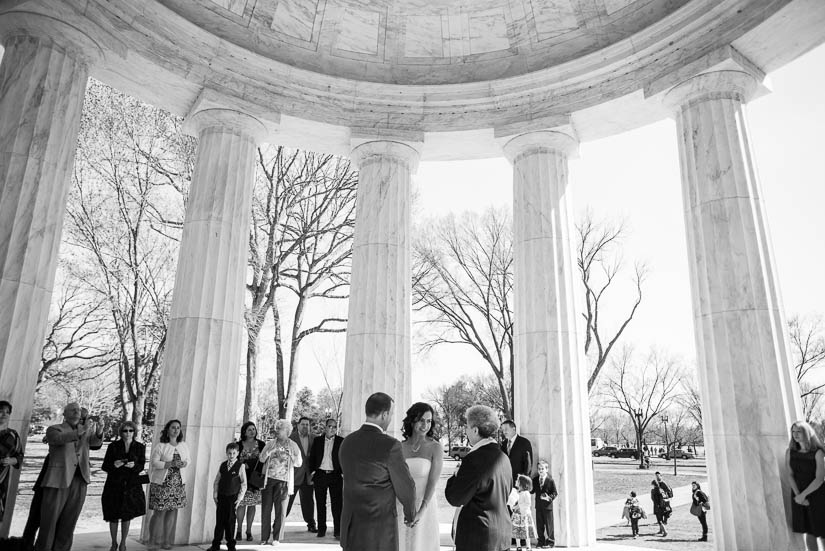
[398,402,443,551]
[786,420,825,550]
[148,419,190,550]
[259,419,302,545]
[0,400,23,533]
[101,421,146,551]
[235,421,265,542]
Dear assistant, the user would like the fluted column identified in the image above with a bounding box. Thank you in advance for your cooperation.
[341,140,418,439]
[0,14,100,534]
[504,130,595,549]
[153,108,265,544]
[665,70,802,550]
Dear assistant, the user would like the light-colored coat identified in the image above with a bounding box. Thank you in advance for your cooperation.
[149,441,191,484]
[41,422,102,488]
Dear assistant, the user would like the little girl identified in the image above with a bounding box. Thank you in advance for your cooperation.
[625,491,644,538]
[508,474,537,550]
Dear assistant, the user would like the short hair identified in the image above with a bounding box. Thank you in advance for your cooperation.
[537,459,549,469]
[226,441,239,452]
[0,401,11,414]
[501,419,516,430]
[516,474,532,492]
[789,420,825,452]
[654,471,661,475]
[630,491,637,497]
[239,421,258,441]
[118,421,138,439]
[365,392,393,417]
[297,417,312,425]
[401,402,438,440]
[274,419,292,434]
[160,419,184,443]
[465,405,499,438]
[325,418,338,427]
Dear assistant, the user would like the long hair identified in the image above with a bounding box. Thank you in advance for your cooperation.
[240,421,258,442]
[118,421,138,441]
[401,402,438,440]
[160,419,184,443]
[789,420,825,452]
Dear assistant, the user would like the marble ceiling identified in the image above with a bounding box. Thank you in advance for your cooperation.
[160,0,690,84]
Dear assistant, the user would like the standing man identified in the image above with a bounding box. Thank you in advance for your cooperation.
[446,405,512,551]
[309,418,343,539]
[36,402,102,551]
[532,459,558,548]
[339,392,417,551]
[501,420,533,483]
[287,416,316,533]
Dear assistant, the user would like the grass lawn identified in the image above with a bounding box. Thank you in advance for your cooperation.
[593,470,707,504]
[597,503,712,551]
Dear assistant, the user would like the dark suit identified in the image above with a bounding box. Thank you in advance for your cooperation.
[309,435,343,536]
[502,435,533,482]
[532,475,558,547]
[339,424,416,551]
[286,431,316,529]
[446,442,512,551]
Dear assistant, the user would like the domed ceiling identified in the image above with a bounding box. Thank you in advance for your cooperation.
[158,0,689,84]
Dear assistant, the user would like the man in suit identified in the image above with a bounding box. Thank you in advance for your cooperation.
[36,402,102,551]
[309,417,343,538]
[339,392,416,551]
[287,416,317,532]
[532,459,558,548]
[501,420,533,483]
[446,405,512,551]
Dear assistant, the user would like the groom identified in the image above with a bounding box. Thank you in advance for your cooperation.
[339,392,417,551]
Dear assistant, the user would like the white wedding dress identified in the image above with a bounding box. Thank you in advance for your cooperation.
[398,457,440,551]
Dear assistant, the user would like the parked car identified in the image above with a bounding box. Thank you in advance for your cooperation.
[659,449,695,460]
[613,447,641,459]
[449,445,471,460]
[592,446,619,457]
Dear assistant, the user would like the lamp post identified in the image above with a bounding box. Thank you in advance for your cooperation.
[662,414,676,476]
[635,408,645,469]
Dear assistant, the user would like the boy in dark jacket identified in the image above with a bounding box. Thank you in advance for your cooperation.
[208,442,247,551]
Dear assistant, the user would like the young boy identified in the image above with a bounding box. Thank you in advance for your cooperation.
[208,442,247,551]
[531,459,557,549]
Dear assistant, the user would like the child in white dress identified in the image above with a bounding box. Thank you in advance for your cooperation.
[508,474,537,550]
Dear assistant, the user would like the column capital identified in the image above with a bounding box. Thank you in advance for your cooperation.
[350,139,422,174]
[0,11,104,67]
[183,108,267,143]
[663,70,766,112]
[502,130,579,164]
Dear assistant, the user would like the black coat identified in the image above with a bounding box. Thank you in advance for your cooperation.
[502,435,533,481]
[339,425,416,551]
[309,434,343,475]
[446,442,512,551]
[531,475,558,510]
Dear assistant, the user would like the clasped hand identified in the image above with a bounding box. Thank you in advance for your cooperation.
[793,493,810,506]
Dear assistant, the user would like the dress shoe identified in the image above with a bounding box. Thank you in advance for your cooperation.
[308,525,318,533]
[317,531,326,538]
[246,532,253,541]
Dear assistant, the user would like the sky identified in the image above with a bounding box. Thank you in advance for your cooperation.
[261,43,825,403]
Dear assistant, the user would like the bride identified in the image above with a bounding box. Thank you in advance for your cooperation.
[398,402,443,551]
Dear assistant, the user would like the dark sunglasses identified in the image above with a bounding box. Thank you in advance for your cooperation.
[121,429,135,433]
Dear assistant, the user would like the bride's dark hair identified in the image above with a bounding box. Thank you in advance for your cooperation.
[401,402,439,440]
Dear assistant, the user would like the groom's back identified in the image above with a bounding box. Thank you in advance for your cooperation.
[339,425,407,551]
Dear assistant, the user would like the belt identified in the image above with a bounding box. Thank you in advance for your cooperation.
[319,469,335,474]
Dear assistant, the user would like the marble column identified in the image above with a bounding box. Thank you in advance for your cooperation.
[152,108,265,544]
[0,15,99,534]
[504,130,595,549]
[665,70,802,550]
[341,140,418,439]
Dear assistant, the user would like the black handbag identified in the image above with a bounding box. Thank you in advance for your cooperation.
[247,459,266,490]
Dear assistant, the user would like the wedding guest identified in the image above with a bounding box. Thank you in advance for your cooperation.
[689,481,710,542]
[101,421,146,551]
[235,421,265,542]
[208,442,247,551]
[531,459,557,548]
[286,417,316,533]
[259,419,302,546]
[508,474,537,550]
[0,400,23,532]
[786,420,825,550]
[36,402,102,551]
[309,418,344,539]
[148,419,190,551]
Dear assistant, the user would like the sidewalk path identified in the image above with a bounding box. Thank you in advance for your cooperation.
[595,483,697,529]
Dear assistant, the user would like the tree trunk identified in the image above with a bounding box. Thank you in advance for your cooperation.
[244,326,261,422]
[131,392,145,437]
[284,341,300,421]
[273,305,285,416]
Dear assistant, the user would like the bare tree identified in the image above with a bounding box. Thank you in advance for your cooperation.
[601,346,685,467]
[244,146,357,421]
[576,212,647,393]
[679,376,703,432]
[412,209,514,418]
[427,379,474,450]
[789,314,825,421]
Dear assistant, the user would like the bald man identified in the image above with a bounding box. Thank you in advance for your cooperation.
[36,402,102,551]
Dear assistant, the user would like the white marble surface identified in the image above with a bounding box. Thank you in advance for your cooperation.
[667,70,804,551]
[0,25,93,534]
[150,108,263,544]
[340,140,419,439]
[504,130,595,549]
